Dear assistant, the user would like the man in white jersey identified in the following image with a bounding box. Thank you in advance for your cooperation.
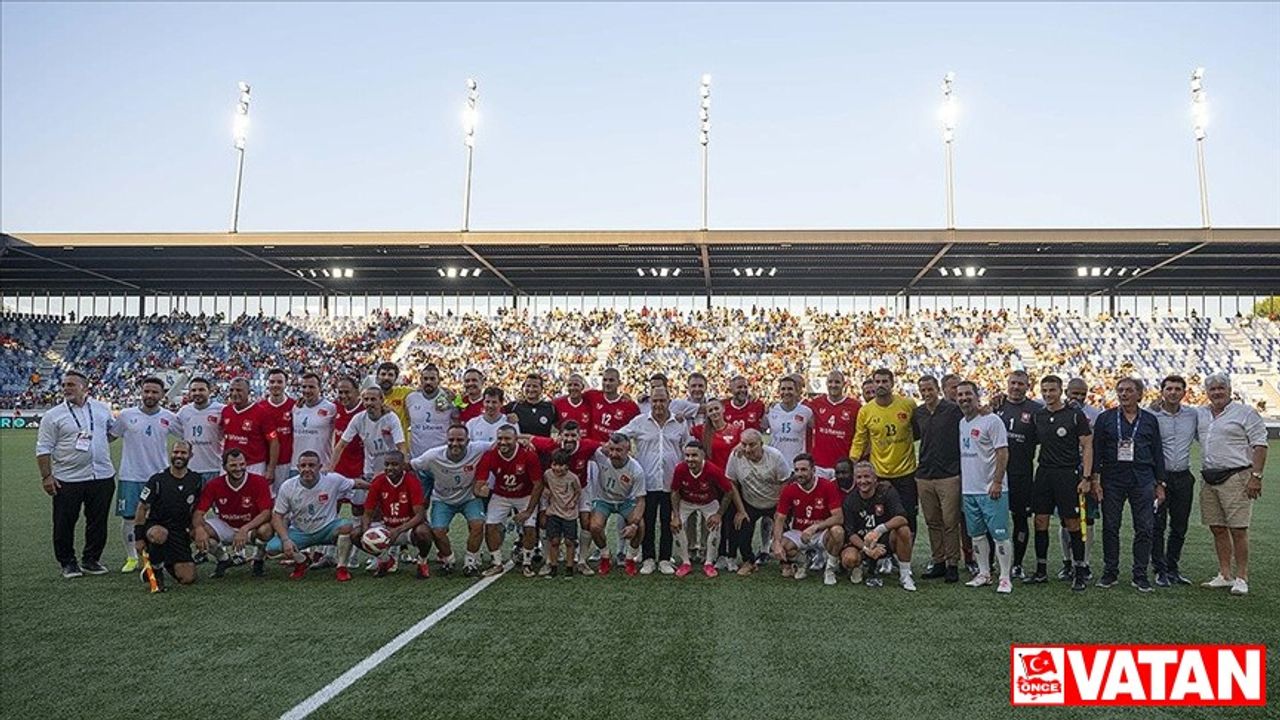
[291,372,336,469]
[465,386,509,444]
[411,423,492,576]
[726,429,790,576]
[267,451,369,581]
[587,433,647,577]
[956,380,1015,594]
[175,376,225,480]
[405,363,458,457]
[111,376,180,573]
[763,374,814,466]
[327,386,408,537]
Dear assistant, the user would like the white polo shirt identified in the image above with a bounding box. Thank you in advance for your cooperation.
[1197,402,1267,472]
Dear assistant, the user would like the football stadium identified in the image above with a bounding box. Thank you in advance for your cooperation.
[2,3,1278,719]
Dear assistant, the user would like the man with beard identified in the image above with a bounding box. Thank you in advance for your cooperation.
[992,370,1043,579]
[193,449,274,578]
[411,424,492,576]
[132,442,203,589]
[112,376,180,573]
[405,363,458,456]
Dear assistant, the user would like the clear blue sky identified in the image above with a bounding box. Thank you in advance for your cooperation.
[2,2,1277,232]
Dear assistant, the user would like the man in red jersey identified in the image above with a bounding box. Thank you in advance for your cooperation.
[458,368,487,423]
[474,424,544,577]
[553,373,594,432]
[670,441,746,578]
[356,451,433,579]
[332,376,366,482]
[193,449,274,578]
[220,378,280,485]
[771,453,845,586]
[527,420,602,575]
[722,375,765,432]
[256,367,296,492]
[806,370,862,480]
[585,368,640,442]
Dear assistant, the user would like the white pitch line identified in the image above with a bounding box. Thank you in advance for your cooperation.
[280,573,503,719]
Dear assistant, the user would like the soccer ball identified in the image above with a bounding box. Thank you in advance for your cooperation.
[362,526,392,553]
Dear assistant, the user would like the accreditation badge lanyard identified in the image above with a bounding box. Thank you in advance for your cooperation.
[68,401,94,451]
[1117,412,1138,463]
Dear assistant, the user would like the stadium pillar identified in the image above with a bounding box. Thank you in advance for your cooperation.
[135,293,145,318]
[1108,294,1116,316]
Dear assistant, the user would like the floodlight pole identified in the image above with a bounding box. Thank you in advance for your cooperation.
[462,78,479,232]
[230,82,251,234]
[1190,68,1211,229]
[699,74,712,231]
[941,72,957,230]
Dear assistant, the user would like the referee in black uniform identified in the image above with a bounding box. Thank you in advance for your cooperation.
[133,441,203,589]
[505,374,559,438]
[1029,375,1093,590]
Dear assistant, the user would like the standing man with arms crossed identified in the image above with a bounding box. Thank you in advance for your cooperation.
[956,380,1015,594]
[220,378,280,486]
[619,387,690,575]
[405,363,458,457]
[1196,373,1267,596]
[991,369,1042,579]
[586,367,641,443]
[1149,374,1199,587]
[912,375,964,583]
[852,368,918,542]
[111,376,180,573]
[175,377,224,482]
[807,370,861,480]
[1028,375,1093,590]
[36,370,117,578]
[291,372,337,472]
[257,368,296,491]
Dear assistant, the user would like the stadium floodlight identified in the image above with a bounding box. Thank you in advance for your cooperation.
[1090,267,1101,277]
[1077,266,1088,277]
[1103,267,1113,276]
[437,268,446,277]
[732,268,741,277]
[699,73,712,231]
[940,72,958,230]
[673,267,682,277]
[938,268,948,276]
[964,266,976,277]
[637,268,645,277]
[473,268,482,276]
[659,267,670,277]
[1190,67,1211,228]
[977,267,987,277]
[344,268,354,278]
[768,267,777,277]
[229,81,251,233]
[459,268,469,278]
[447,267,458,278]
[331,267,343,279]
[462,78,479,232]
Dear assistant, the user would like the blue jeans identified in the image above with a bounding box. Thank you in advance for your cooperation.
[1101,476,1154,580]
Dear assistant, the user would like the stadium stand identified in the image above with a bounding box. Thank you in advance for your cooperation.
[0,313,62,409]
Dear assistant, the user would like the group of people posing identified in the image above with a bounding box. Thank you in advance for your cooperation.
[34,360,1266,596]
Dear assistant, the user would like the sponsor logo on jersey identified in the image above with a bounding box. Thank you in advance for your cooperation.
[242,497,252,507]
[1021,412,1032,424]
[971,428,982,437]
[897,412,908,421]
[318,493,330,503]
[1010,645,1265,707]
[242,420,252,431]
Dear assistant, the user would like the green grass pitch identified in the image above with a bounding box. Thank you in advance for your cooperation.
[1,430,1276,719]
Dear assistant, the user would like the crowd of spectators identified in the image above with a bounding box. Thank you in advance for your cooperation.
[0,313,62,409]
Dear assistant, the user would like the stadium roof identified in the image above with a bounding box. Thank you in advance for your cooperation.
[2,228,1277,296]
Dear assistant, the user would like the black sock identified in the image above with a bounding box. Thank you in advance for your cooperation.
[147,541,166,567]
[1034,529,1049,566]
[1070,529,1086,564]
[1012,516,1029,566]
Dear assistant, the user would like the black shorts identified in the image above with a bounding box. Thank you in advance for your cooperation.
[545,515,578,540]
[1033,466,1082,520]
[1008,473,1034,517]
[147,522,194,566]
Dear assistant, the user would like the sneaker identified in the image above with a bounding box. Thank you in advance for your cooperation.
[588,548,601,562]
[575,562,595,577]
[639,559,656,575]
[81,560,108,575]
[624,559,638,577]
[439,562,454,576]
[364,557,380,573]
[565,565,574,578]
[1023,569,1048,584]
[725,558,740,573]
[658,560,675,575]
[965,561,980,577]
[335,566,352,583]
[965,574,992,588]
[737,562,756,577]
[921,563,947,580]
[781,562,795,579]
[876,558,892,575]
[193,550,209,565]
[251,559,265,577]
[675,562,692,578]
[1096,572,1119,589]
[1132,576,1153,592]
[808,554,824,571]
[598,557,612,576]
[1172,572,1193,586]
[849,566,863,584]
[520,564,535,578]
[1201,574,1234,589]
[1072,568,1088,593]
[212,559,232,579]
[1010,565,1024,580]
[482,563,505,577]
[120,558,139,573]
[416,561,431,580]
[537,565,553,577]
[61,562,83,579]
[901,574,917,592]
[713,556,727,571]
[1154,573,1171,588]
[373,557,396,578]
[463,563,479,578]
[793,564,808,581]
[311,555,336,570]
[1081,565,1094,583]
[290,561,310,580]
[703,563,718,578]
[997,577,1013,594]
[824,568,837,586]
[1230,578,1249,596]
[1056,561,1074,581]
[944,565,959,584]
[865,575,883,588]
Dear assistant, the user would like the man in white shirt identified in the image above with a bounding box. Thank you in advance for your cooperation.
[587,433,648,577]
[175,376,225,480]
[618,387,690,575]
[763,374,813,467]
[35,370,118,578]
[405,363,458,457]
[957,380,1014,594]
[465,386,509,445]
[110,376,180,573]
[328,386,408,532]
[266,451,368,581]
[291,371,337,469]
[1195,373,1268,596]
[410,423,492,576]
[726,429,791,575]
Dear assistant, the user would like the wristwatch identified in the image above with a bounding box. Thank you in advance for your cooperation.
[1250,472,1264,481]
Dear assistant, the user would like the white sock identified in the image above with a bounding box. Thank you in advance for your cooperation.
[577,531,592,563]
[826,552,839,570]
[464,551,479,568]
[973,535,991,576]
[995,539,1014,580]
[705,520,720,564]
[899,562,913,580]
[521,547,533,565]
[336,534,353,567]
[439,553,455,566]
[674,521,690,564]
[211,543,229,562]
[123,519,138,560]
